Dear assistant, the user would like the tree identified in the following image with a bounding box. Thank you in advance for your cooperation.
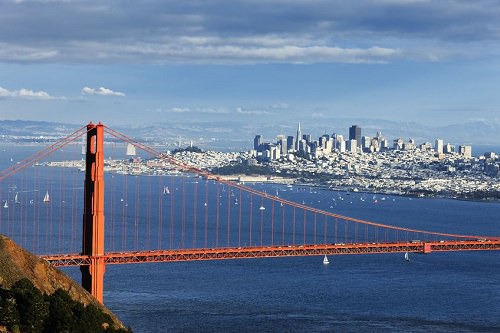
[11,279,49,333]
[44,289,76,333]
[0,290,20,329]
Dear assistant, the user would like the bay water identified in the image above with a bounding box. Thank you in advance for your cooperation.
[1,144,499,332]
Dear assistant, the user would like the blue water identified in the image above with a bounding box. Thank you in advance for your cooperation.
[72,184,500,332]
[1,144,500,332]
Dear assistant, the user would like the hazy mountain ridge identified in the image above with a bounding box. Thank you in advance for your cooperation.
[1,119,499,151]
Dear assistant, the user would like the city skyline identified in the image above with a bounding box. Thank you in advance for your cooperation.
[0,1,500,130]
[253,123,473,160]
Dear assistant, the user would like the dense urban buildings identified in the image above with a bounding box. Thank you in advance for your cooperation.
[47,122,500,200]
[253,123,472,162]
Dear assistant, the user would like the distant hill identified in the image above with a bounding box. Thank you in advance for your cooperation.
[2,118,500,151]
[0,235,129,332]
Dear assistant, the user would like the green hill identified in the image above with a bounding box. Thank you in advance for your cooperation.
[0,235,131,333]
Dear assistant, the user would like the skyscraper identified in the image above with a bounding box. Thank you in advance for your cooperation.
[254,135,262,151]
[295,123,301,151]
[287,136,294,152]
[349,125,361,144]
[435,139,444,154]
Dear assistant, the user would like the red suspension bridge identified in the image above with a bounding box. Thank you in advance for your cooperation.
[0,122,499,303]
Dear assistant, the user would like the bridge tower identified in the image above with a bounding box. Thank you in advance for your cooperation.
[81,122,106,303]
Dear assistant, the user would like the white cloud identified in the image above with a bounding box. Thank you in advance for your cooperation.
[196,107,229,114]
[0,86,55,99]
[81,86,126,97]
[170,107,190,113]
[235,107,272,115]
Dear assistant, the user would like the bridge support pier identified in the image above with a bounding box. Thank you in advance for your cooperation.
[80,122,106,303]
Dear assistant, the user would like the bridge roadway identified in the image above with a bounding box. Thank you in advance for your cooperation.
[42,239,500,266]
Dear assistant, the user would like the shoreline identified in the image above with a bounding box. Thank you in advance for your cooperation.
[45,159,500,203]
[216,173,500,203]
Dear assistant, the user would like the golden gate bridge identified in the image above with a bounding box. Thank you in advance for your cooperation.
[0,122,499,304]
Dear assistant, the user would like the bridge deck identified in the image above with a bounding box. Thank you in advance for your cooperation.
[42,239,500,266]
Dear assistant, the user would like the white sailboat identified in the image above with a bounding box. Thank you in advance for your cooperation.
[163,186,170,195]
[323,255,330,265]
[14,192,20,204]
[3,200,8,209]
[404,252,409,262]
[43,191,50,203]
[259,205,265,210]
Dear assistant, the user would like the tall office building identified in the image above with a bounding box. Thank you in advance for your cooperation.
[295,123,301,151]
[459,145,472,158]
[349,125,361,145]
[346,139,357,153]
[254,135,262,151]
[277,135,287,155]
[287,136,295,152]
[435,139,444,154]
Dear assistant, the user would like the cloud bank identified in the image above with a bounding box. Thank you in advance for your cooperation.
[1,0,498,64]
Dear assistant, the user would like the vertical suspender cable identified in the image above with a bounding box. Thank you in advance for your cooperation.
[215,182,220,248]
[238,189,242,248]
[181,175,186,248]
[249,194,253,246]
[170,175,175,249]
[193,178,198,248]
[281,203,285,246]
[227,184,231,247]
[303,209,306,245]
[260,196,264,247]
[204,178,208,248]
[271,200,275,245]
[323,215,327,244]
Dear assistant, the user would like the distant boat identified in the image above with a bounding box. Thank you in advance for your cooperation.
[259,205,265,210]
[404,252,409,262]
[323,255,330,265]
[43,191,50,203]
[163,186,170,195]
[14,192,20,204]
[3,200,8,209]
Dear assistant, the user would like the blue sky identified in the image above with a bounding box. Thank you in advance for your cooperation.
[0,0,499,131]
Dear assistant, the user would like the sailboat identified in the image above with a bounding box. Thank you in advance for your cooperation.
[404,252,409,262]
[323,255,330,265]
[3,200,8,209]
[43,191,50,203]
[14,192,20,204]
[259,205,265,210]
[163,186,170,195]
